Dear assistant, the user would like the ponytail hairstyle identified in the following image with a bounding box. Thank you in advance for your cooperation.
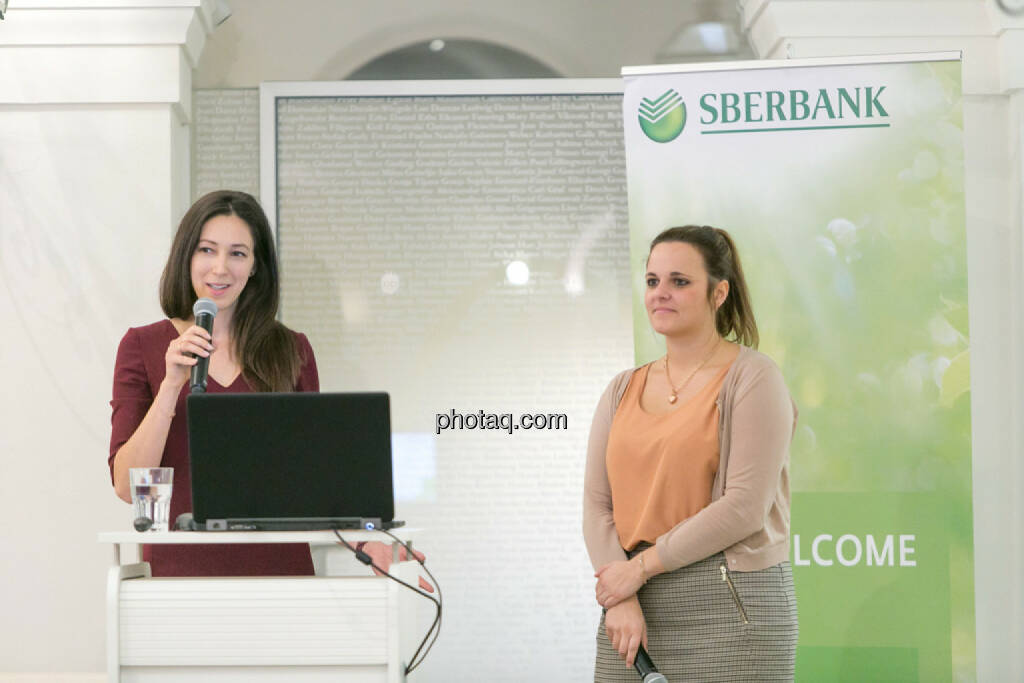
[649,225,759,348]
[158,190,303,392]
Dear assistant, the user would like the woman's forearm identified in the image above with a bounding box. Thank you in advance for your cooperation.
[111,379,181,502]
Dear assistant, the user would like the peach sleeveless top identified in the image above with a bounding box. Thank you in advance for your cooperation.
[605,361,731,551]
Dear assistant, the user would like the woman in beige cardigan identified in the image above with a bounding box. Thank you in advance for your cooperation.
[583,225,798,682]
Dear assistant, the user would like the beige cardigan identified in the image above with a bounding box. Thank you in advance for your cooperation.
[583,345,797,573]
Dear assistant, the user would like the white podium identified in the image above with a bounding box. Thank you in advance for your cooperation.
[99,530,424,683]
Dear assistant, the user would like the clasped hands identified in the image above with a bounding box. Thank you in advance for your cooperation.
[595,548,666,668]
[594,557,645,609]
[594,548,662,608]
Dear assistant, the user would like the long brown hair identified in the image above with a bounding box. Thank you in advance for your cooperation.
[649,225,759,348]
[159,190,303,391]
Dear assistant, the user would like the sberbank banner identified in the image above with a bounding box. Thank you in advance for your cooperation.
[622,54,972,682]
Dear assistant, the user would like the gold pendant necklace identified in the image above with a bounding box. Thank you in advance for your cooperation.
[665,337,721,404]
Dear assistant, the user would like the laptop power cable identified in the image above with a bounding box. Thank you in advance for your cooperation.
[332,527,442,674]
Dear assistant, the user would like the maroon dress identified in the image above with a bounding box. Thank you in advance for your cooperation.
[109,319,319,576]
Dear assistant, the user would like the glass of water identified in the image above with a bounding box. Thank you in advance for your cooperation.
[129,467,173,532]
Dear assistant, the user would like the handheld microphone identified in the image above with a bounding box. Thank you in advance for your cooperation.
[634,645,667,683]
[189,298,217,394]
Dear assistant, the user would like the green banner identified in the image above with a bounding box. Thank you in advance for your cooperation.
[622,56,973,681]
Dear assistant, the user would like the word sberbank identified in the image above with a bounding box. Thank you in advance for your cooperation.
[699,86,889,124]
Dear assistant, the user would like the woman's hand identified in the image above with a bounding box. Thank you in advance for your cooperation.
[164,325,214,388]
[605,596,647,668]
[595,557,645,609]
[360,541,434,593]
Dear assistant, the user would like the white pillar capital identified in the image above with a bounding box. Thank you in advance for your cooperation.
[0,0,216,118]
[741,0,1023,95]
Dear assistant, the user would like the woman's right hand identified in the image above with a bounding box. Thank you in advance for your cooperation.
[605,595,647,668]
[164,325,214,388]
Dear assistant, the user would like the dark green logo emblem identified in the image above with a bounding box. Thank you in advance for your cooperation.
[639,89,686,143]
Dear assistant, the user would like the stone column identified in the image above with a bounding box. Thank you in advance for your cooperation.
[0,1,214,673]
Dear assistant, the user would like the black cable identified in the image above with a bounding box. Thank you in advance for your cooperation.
[379,528,443,673]
[332,528,442,675]
[369,529,442,674]
[333,529,441,673]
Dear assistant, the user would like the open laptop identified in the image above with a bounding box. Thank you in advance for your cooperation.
[183,392,402,531]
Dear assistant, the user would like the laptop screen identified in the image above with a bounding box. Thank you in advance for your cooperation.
[186,392,394,527]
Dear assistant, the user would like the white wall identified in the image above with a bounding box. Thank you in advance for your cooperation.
[192,0,733,85]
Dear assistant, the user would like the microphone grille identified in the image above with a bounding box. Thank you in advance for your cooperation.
[192,297,218,318]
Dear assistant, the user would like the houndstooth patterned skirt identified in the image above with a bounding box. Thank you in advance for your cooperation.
[595,550,798,682]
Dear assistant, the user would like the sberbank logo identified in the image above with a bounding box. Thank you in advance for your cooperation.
[638,89,686,143]
[638,85,892,140]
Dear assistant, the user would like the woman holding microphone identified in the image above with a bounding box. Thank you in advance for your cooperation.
[108,190,409,576]
[584,225,798,681]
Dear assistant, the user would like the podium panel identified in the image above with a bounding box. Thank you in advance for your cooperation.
[119,577,387,665]
[100,531,421,683]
